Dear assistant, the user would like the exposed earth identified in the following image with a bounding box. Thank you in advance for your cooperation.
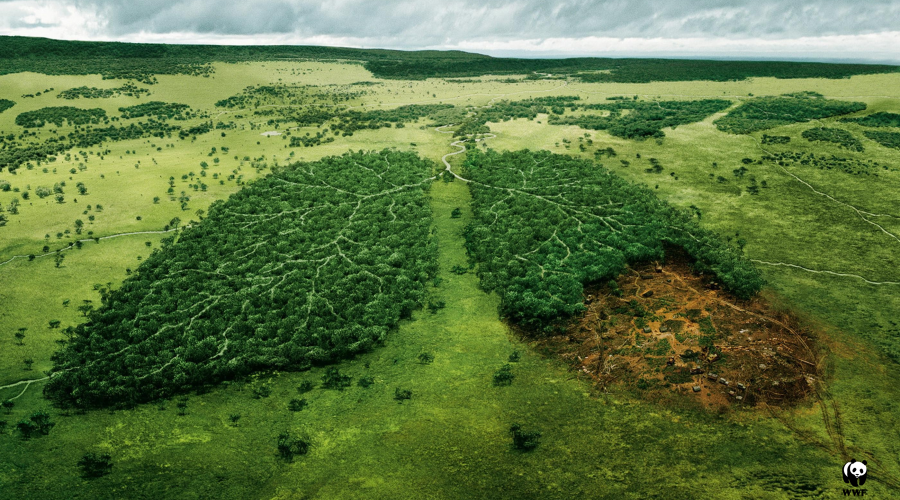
[525,248,820,410]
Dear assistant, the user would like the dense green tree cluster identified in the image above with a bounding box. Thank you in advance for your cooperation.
[44,150,438,408]
[450,97,582,138]
[863,130,900,150]
[761,134,790,145]
[1,36,896,83]
[273,107,339,128]
[15,106,108,128]
[368,57,898,82]
[119,101,192,120]
[289,133,335,148]
[462,149,763,328]
[841,112,900,128]
[550,99,732,139]
[714,94,866,134]
[0,98,14,113]
[215,84,367,109]
[801,127,864,151]
[58,83,149,99]
[331,104,454,135]
[764,151,894,176]
[0,119,203,173]
[178,122,212,140]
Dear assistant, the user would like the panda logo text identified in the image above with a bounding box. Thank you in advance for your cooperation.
[842,459,867,487]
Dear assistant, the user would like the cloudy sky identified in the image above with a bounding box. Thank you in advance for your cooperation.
[1,0,898,62]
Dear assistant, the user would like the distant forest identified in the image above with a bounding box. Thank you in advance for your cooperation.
[0,36,896,83]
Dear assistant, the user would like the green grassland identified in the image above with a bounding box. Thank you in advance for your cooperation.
[1,58,900,498]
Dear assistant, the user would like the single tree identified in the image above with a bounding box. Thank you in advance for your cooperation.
[78,452,113,478]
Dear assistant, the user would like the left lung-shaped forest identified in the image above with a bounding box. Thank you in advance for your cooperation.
[45,150,438,408]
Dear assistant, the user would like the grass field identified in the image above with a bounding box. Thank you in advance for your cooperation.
[2,62,900,498]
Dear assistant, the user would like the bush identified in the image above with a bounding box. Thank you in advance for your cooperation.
[509,423,541,451]
[321,368,352,391]
[493,364,515,386]
[393,388,412,402]
[78,452,113,478]
[277,432,310,461]
[287,398,308,412]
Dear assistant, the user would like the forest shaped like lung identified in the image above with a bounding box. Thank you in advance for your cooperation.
[462,149,764,329]
[45,150,438,409]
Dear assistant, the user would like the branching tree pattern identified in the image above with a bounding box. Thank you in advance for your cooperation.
[462,149,763,328]
[45,150,438,409]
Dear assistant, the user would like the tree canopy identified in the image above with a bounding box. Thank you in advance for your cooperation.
[463,149,764,328]
[714,94,866,134]
[45,150,438,409]
[550,99,732,139]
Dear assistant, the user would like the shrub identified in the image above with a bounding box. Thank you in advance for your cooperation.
[78,452,113,478]
[509,423,541,451]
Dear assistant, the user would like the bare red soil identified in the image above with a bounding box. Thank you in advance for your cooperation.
[521,250,820,410]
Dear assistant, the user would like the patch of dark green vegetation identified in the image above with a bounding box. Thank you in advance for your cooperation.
[549,99,731,140]
[761,134,790,145]
[509,423,541,451]
[16,409,55,439]
[369,57,898,82]
[277,431,310,461]
[58,82,149,100]
[331,104,455,135]
[44,150,438,409]
[463,149,763,329]
[393,387,412,402]
[15,106,108,128]
[493,364,515,386]
[215,84,367,108]
[178,121,212,140]
[801,127,864,151]
[0,98,15,113]
[321,368,353,391]
[78,452,113,479]
[119,101,192,120]
[714,94,866,134]
[453,96,582,138]
[287,398,308,412]
[863,130,900,150]
[841,111,900,128]
[0,119,207,173]
[2,36,896,83]
[289,133,335,148]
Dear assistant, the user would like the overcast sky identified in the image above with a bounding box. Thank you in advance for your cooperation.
[1,0,898,63]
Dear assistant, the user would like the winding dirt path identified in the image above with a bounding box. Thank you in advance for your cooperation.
[0,228,179,270]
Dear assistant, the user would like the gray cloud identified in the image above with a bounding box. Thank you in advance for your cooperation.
[1,1,898,61]
[65,0,898,42]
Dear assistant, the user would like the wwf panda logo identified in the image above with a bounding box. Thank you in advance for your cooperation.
[842,459,868,487]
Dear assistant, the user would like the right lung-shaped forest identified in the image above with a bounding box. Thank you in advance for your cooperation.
[462,149,764,328]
